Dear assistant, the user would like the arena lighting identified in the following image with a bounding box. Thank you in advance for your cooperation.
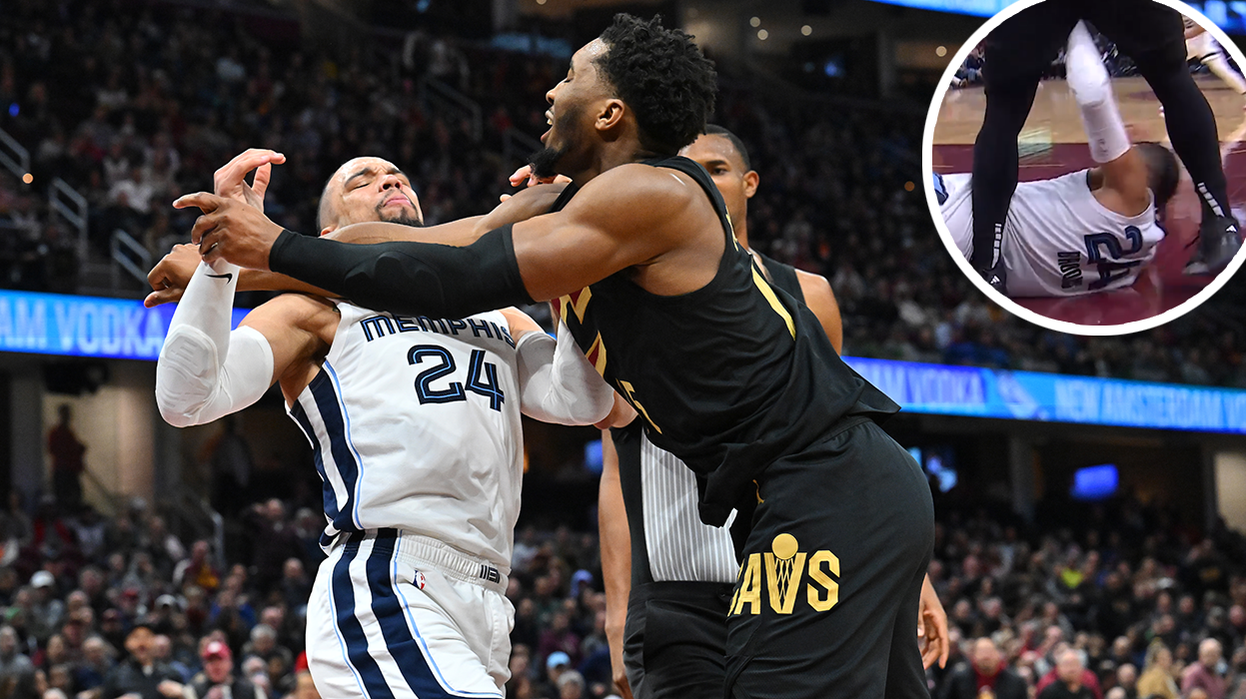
[1070,464,1119,501]
[750,16,761,27]
[802,25,813,36]
[0,290,1242,433]
[865,0,1246,34]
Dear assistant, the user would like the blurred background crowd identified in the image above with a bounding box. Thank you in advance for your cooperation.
[2,0,1245,388]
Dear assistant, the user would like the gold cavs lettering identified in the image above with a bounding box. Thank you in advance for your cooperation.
[729,533,839,616]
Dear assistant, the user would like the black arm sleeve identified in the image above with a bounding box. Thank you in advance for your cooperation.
[268,224,535,317]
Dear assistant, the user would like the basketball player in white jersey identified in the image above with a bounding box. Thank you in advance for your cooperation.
[596,127,948,699]
[936,22,1181,298]
[1185,17,1246,101]
[154,150,617,699]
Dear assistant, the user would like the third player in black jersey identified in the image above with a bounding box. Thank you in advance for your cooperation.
[178,15,937,698]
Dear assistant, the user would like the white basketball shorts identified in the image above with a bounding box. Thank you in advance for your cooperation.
[306,529,513,699]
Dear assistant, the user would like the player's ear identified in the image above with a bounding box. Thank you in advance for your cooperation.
[319,225,336,237]
[596,99,626,132]
[743,170,759,199]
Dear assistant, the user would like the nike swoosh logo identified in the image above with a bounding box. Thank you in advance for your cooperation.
[206,272,233,283]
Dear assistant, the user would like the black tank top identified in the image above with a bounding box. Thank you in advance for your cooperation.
[553,156,898,525]
[612,251,811,585]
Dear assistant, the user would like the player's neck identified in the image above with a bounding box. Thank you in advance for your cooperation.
[570,140,664,183]
[736,228,751,251]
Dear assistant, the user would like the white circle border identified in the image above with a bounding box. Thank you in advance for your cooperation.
[921,0,1246,337]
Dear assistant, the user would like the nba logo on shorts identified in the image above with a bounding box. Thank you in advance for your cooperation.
[414,570,427,590]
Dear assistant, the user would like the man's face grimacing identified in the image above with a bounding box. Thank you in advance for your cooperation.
[680,134,758,236]
[532,39,614,179]
[319,156,423,235]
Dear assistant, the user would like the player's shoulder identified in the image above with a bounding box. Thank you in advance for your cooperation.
[577,162,701,211]
[794,268,833,299]
[247,293,339,338]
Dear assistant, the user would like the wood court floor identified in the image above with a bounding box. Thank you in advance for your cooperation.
[931,75,1246,326]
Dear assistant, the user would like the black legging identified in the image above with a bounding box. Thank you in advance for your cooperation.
[969,0,1230,271]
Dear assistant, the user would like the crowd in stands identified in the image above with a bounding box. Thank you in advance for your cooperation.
[927,497,1246,699]
[0,491,321,699]
[3,477,1245,699]
[2,0,1246,386]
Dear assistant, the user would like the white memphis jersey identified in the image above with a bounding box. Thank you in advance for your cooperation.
[288,303,525,572]
[938,170,1164,297]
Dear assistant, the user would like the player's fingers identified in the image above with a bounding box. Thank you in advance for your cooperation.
[499,193,512,203]
[214,149,284,192]
[508,165,532,186]
[144,287,182,307]
[191,214,220,247]
[921,638,939,669]
[252,162,274,199]
[173,191,222,212]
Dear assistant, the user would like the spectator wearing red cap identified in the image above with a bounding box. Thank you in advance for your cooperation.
[184,641,266,699]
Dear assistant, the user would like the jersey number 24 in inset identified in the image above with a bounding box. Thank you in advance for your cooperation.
[1083,226,1143,291]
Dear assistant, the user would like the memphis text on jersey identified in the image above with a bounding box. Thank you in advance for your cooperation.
[729,534,840,616]
[356,311,516,348]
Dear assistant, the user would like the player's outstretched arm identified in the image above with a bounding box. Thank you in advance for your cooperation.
[500,308,615,426]
[155,260,274,427]
[598,431,635,699]
[155,261,331,426]
[179,164,689,318]
[1066,21,1150,215]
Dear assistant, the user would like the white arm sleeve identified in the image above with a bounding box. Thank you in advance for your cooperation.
[515,319,615,425]
[1066,21,1131,164]
[155,260,275,428]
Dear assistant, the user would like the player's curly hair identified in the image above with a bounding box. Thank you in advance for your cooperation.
[596,14,717,156]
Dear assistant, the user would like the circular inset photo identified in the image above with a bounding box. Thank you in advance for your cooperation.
[923,0,1246,335]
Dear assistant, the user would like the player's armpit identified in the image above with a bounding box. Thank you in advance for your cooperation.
[795,270,843,353]
[239,294,338,402]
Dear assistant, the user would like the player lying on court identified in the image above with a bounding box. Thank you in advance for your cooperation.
[936,22,1181,298]
[153,150,617,699]
[170,14,935,699]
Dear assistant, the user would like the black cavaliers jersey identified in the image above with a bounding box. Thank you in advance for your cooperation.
[554,156,899,525]
[612,253,809,586]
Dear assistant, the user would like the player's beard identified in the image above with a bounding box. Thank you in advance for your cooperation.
[529,103,581,179]
[377,206,424,228]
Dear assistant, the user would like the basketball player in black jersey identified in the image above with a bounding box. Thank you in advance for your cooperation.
[175,14,936,698]
[597,125,949,699]
[971,0,1242,290]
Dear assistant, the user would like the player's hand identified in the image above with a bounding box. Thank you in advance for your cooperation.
[156,680,183,698]
[500,165,572,202]
[213,148,285,212]
[145,243,200,307]
[918,574,949,669]
[483,182,569,229]
[173,192,285,270]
